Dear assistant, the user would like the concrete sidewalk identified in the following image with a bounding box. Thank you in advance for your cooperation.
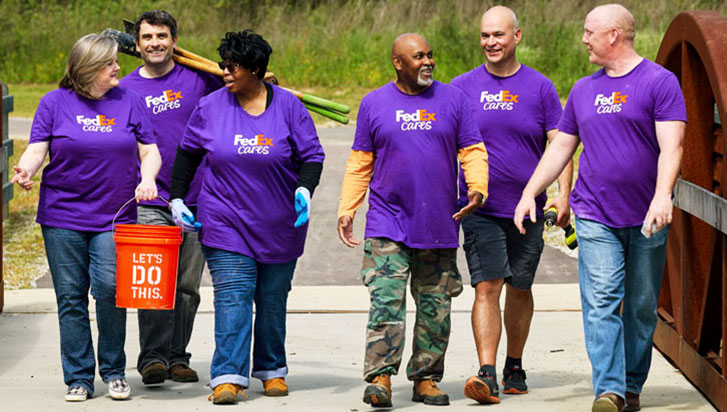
[0,285,715,411]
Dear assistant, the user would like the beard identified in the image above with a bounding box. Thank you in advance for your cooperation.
[417,65,434,87]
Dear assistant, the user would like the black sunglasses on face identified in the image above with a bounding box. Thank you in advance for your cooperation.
[218,61,243,72]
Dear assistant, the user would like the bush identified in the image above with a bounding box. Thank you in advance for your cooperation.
[0,0,724,95]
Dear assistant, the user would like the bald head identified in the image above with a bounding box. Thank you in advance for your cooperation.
[587,3,635,43]
[479,6,521,70]
[481,6,519,32]
[391,33,430,59]
[390,33,435,92]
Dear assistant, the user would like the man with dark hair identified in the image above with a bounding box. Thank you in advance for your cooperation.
[133,10,178,41]
[452,6,572,404]
[120,9,222,385]
[337,33,489,408]
[514,4,686,412]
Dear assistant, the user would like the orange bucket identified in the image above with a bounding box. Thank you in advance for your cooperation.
[114,224,183,309]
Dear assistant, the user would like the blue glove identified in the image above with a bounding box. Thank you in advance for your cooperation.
[294,187,311,228]
[170,198,202,232]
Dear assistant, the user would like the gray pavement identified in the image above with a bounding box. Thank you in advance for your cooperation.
[2,119,715,410]
[0,286,715,411]
[8,116,31,140]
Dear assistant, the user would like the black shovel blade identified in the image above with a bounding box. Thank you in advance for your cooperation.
[102,28,139,58]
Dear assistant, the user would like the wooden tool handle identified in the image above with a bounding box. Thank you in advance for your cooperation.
[173,48,277,83]
[172,55,223,76]
[173,46,211,65]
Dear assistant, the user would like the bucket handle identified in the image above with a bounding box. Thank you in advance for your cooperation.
[112,196,171,233]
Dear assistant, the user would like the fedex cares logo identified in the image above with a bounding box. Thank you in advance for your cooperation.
[480,90,518,111]
[395,109,436,131]
[145,90,183,114]
[76,114,115,132]
[234,134,273,155]
[594,91,627,114]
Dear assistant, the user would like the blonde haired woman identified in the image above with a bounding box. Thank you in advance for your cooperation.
[12,33,161,402]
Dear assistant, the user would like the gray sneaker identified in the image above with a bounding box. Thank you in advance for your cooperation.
[108,378,131,400]
[65,386,89,402]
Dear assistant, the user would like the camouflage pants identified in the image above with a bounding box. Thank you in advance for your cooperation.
[361,237,463,382]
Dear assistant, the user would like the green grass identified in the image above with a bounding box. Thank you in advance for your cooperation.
[7,84,52,118]
[2,0,724,97]
[3,139,48,289]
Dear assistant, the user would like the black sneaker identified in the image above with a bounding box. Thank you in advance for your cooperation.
[502,365,528,394]
[464,367,500,404]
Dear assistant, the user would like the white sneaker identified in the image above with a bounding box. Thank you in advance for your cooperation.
[108,378,131,400]
[65,386,89,402]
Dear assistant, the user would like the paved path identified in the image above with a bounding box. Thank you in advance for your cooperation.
[0,286,716,411]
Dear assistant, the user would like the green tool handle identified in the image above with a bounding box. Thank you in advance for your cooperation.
[304,103,349,125]
[281,87,350,114]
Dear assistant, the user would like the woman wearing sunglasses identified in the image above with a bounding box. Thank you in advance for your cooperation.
[169,30,324,404]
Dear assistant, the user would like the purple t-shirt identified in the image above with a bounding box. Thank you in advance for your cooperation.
[30,87,156,231]
[558,59,687,227]
[451,64,562,218]
[120,64,222,206]
[353,81,482,248]
[179,85,325,263]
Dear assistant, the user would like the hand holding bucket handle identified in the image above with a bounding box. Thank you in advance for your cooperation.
[170,199,202,232]
[135,177,158,202]
[111,196,191,232]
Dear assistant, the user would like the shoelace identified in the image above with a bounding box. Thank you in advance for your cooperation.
[208,385,247,401]
[506,367,527,382]
[477,370,496,380]
[68,387,86,395]
[110,379,129,391]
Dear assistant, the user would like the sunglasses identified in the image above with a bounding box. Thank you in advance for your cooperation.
[218,61,243,72]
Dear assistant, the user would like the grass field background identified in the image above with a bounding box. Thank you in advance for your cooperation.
[2,0,725,117]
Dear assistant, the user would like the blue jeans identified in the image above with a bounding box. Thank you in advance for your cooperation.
[202,246,296,389]
[575,218,668,399]
[136,206,205,372]
[42,226,127,395]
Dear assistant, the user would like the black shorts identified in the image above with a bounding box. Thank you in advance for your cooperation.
[461,213,544,290]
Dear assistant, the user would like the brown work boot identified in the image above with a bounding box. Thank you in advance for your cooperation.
[592,392,625,412]
[624,391,640,411]
[169,364,199,382]
[363,374,392,407]
[263,377,289,396]
[209,383,245,405]
[412,379,450,406]
[141,362,167,385]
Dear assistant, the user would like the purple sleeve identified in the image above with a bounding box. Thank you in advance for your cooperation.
[131,94,156,145]
[456,91,483,149]
[289,97,325,163]
[179,103,211,154]
[542,81,563,131]
[29,96,53,143]
[558,93,579,136]
[450,74,464,90]
[653,72,687,122]
[352,97,374,152]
